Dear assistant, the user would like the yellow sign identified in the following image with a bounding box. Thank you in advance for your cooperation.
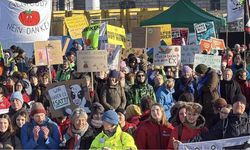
[106,25,126,48]
[160,24,172,45]
[65,15,89,39]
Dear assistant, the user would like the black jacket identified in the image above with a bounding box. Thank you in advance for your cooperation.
[220,80,242,104]
[0,132,22,149]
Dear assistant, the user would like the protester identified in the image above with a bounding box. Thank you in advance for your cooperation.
[14,79,30,103]
[8,91,27,119]
[140,96,155,122]
[125,104,142,126]
[0,114,22,149]
[56,60,72,81]
[21,102,60,149]
[94,71,108,103]
[219,104,232,120]
[12,109,29,139]
[135,103,174,149]
[90,110,137,149]
[116,108,137,135]
[153,74,164,92]
[88,102,104,135]
[29,75,41,102]
[169,101,187,127]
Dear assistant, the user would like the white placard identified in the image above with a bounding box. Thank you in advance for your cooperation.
[153,46,181,66]
[194,54,221,71]
[48,85,70,110]
[181,45,200,64]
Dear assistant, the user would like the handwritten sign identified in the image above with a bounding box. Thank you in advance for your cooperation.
[160,24,172,45]
[65,15,89,39]
[211,38,226,50]
[172,28,189,45]
[107,25,126,48]
[153,46,181,66]
[194,54,221,71]
[48,85,70,110]
[181,45,200,64]
[194,21,216,44]
[200,39,212,54]
[77,50,108,72]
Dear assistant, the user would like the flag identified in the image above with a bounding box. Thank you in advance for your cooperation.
[245,0,250,33]
[0,43,4,61]
[227,0,244,22]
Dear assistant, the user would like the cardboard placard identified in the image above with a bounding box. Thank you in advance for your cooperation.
[160,24,172,45]
[194,21,216,44]
[105,44,121,70]
[172,28,189,45]
[132,27,161,48]
[200,39,212,54]
[65,15,89,39]
[47,80,91,118]
[153,46,181,66]
[77,50,108,72]
[194,54,221,71]
[181,45,200,65]
[211,38,226,50]
[34,40,63,66]
[107,25,126,48]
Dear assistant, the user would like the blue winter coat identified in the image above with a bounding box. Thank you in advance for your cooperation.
[156,85,175,119]
[21,117,60,149]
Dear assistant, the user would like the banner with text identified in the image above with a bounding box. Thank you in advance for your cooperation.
[194,54,221,71]
[181,45,200,65]
[77,50,108,72]
[227,0,244,22]
[172,28,189,45]
[153,46,181,66]
[82,24,100,49]
[47,80,91,118]
[160,24,172,45]
[179,135,250,150]
[65,15,89,39]
[194,21,216,44]
[107,25,126,48]
[0,0,52,42]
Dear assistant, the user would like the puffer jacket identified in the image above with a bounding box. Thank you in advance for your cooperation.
[90,125,137,150]
[168,115,206,149]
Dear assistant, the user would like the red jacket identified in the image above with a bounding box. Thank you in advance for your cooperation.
[135,120,174,149]
[0,97,10,109]
[127,115,140,126]
[22,93,30,103]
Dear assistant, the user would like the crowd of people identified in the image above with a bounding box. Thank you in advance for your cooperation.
[0,42,250,149]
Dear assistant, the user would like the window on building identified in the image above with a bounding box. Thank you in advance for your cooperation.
[65,0,73,10]
[210,0,220,10]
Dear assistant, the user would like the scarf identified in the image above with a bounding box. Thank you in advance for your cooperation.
[91,119,103,129]
[71,123,89,150]
[0,132,12,143]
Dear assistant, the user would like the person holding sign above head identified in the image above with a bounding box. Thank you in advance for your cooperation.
[21,102,60,149]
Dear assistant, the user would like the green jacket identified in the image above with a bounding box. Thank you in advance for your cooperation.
[56,69,71,81]
[90,126,137,150]
[128,83,156,105]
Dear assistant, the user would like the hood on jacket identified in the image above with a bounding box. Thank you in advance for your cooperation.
[184,114,206,129]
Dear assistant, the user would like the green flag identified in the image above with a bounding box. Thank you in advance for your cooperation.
[82,24,100,49]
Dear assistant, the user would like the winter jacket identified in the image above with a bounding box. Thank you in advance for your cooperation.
[220,80,242,104]
[0,96,10,109]
[65,126,95,149]
[101,83,126,110]
[174,77,197,100]
[168,115,206,149]
[156,86,175,119]
[94,77,108,103]
[122,121,137,135]
[90,125,137,150]
[21,117,61,149]
[56,69,71,81]
[128,83,156,105]
[30,84,41,102]
[237,79,250,112]
[0,132,22,149]
[135,120,174,149]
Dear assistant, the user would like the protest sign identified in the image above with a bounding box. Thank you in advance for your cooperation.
[34,40,63,66]
[181,45,200,65]
[65,15,89,39]
[107,25,126,48]
[0,0,52,42]
[105,44,121,70]
[227,0,244,22]
[211,38,226,50]
[0,109,9,115]
[47,80,91,118]
[132,27,160,48]
[194,21,216,44]
[188,33,197,45]
[82,24,100,49]
[77,50,108,72]
[194,54,221,71]
[180,135,250,150]
[200,39,212,54]
[160,24,172,45]
[172,28,189,45]
[153,46,181,66]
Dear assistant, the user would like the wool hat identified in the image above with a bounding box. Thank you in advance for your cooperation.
[30,102,46,116]
[233,94,246,105]
[91,102,104,115]
[182,65,193,74]
[10,91,24,104]
[195,64,208,74]
[125,104,142,119]
[213,98,227,110]
[109,70,120,79]
[102,110,119,125]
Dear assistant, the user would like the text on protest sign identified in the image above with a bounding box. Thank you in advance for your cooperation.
[0,0,52,42]
[77,50,108,72]
[160,24,172,45]
[48,85,70,110]
[153,46,181,66]
[181,45,200,65]
[65,15,89,39]
[200,39,212,54]
[34,40,63,66]
[107,25,126,48]
[227,0,244,22]
[82,24,100,49]
[105,44,121,70]
[194,21,216,44]
[211,38,226,50]
[172,28,189,45]
[194,54,221,71]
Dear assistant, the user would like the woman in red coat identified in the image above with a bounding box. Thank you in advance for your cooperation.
[14,80,30,104]
[168,102,206,150]
[135,103,174,149]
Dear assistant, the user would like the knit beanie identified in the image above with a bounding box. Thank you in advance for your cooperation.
[10,91,24,104]
[213,98,227,110]
[30,102,46,117]
[233,94,246,105]
[109,70,120,79]
[182,65,193,74]
[125,104,142,119]
[102,110,119,125]
[91,102,104,116]
[195,64,208,74]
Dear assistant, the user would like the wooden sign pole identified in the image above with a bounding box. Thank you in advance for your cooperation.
[46,44,52,83]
